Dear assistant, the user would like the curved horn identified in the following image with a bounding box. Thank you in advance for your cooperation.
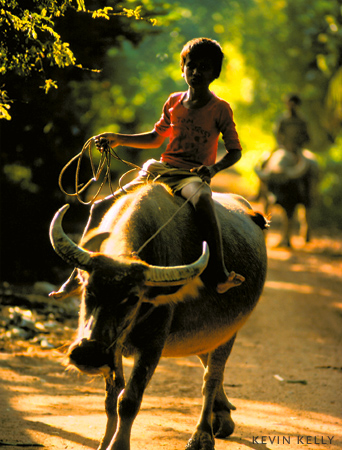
[49,204,93,271]
[144,242,209,287]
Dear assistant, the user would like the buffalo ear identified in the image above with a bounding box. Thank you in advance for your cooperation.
[83,232,111,251]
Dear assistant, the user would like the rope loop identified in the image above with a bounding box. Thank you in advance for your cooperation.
[58,137,145,205]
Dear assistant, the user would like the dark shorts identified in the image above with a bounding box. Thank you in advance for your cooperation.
[128,159,204,193]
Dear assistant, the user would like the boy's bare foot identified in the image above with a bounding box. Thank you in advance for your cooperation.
[216,271,245,294]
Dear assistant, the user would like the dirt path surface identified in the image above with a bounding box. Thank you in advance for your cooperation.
[0,230,341,450]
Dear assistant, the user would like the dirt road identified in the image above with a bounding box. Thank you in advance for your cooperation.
[0,230,341,450]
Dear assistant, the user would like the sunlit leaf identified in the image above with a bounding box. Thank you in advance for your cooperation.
[41,79,58,93]
[0,104,11,120]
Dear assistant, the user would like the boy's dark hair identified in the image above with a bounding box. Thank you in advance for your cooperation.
[180,38,224,79]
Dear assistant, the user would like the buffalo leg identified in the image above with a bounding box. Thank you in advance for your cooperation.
[282,214,291,248]
[212,382,236,437]
[98,355,125,450]
[304,207,311,243]
[108,347,163,450]
[198,335,236,439]
[298,205,311,243]
[186,338,236,450]
[278,208,292,248]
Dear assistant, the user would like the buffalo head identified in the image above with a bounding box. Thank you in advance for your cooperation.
[50,204,209,374]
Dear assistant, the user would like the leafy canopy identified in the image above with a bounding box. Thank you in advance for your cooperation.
[0,0,157,119]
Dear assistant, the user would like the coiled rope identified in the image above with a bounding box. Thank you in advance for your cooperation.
[58,137,145,205]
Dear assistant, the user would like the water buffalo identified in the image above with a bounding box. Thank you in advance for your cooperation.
[255,148,319,247]
[50,183,268,450]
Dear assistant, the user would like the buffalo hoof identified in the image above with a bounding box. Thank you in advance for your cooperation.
[277,239,291,248]
[68,339,113,374]
[186,430,215,450]
[212,410,235,438]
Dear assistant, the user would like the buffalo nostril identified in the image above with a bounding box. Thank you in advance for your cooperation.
[69,339,114,370]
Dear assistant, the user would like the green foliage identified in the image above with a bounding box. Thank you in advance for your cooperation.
[1,3,75,77]
[237,0,342,142]
[1,0,76,118]
[0,89,11,120]
[0,0,158,119]
[312,136,342,228]
[3,163,39,193]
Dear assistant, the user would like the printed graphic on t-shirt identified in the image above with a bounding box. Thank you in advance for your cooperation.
[154,92,242,169]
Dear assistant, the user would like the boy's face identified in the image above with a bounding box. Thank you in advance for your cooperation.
[183,54,216,89]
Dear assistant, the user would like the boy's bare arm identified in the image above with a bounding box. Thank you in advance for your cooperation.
[211,149,242,175]
[191,149,242,183]
[95,130,165,151]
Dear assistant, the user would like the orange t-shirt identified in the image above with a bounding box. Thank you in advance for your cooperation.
[154,92,242,169]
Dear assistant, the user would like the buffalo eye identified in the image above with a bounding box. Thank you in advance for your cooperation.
[123,294,140,307]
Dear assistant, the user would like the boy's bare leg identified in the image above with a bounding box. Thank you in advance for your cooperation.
[180,182,245,294]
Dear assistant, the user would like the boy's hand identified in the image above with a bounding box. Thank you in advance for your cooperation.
[94,133,119,152]
[191,165,215,183]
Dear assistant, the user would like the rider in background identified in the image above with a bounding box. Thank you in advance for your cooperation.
[275,93,311,158]
[255,93,312,201]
